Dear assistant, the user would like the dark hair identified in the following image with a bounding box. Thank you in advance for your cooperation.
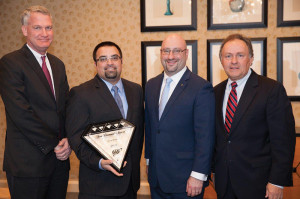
[219,34,253,60]
[92,41,122,62]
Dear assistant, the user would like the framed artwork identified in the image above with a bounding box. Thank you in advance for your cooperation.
[141,40,198,90]
[140,0,197,32]
[277,37,300,101]
[207,38,267,86]
[277,0,300,27]
[207,0,268,30]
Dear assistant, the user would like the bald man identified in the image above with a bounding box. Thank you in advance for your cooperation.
[144,34,215,199]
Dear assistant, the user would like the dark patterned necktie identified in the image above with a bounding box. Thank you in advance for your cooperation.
[225,82,238,133]
[41,56,55,96]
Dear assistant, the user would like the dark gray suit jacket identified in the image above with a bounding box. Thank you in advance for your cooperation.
[66,75,144,196]
[0,44,70,177]
[213,70,295,199]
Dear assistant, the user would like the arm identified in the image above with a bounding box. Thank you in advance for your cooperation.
[0,55,58,154]
[186,83,215,196]
[66,88,102,171]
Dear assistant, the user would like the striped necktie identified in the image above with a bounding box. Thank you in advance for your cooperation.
[159,78,172,119]
[112,85,125,119]
[225,82,238,133]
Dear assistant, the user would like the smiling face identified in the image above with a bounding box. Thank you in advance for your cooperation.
[160,34,188,77]
[95,46,122,85]
[22,12,53,55]
[220,39,254,81]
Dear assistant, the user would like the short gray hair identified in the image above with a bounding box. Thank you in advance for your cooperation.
[21,5,52,25]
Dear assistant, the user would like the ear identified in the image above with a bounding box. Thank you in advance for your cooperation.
[21,25,28,37]
[185,48,189,59]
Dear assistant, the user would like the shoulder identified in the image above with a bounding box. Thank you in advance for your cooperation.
[70,78,95,96]
[122,78,142,90]
[47,53,65,66]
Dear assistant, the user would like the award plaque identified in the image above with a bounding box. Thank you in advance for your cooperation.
[82,119,135,172]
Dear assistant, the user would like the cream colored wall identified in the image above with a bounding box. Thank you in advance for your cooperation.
[0,0,300,190]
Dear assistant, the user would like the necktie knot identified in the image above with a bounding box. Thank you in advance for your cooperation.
[41,56,46,63]
[112,85,119,93]
[166,77,172,85]
[231,82,237,89]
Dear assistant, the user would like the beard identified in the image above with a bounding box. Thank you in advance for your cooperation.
[105,70,118,79]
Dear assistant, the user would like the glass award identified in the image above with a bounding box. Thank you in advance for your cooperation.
[81,119,135,172]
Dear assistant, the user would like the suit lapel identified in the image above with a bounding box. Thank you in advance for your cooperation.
[48,56,60,102]
[216,81,228,135]
[152,74,164,121]
[230,71,258,135]
[93,76,123,119]
[22,45,56,101]
[123,79,133,120]
[159,69,190,122]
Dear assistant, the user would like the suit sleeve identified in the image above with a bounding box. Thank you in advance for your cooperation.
[66,88,101,171]
[0,56,58,154]
[144,83,151,159]
[266,82,295,186]
[193,82,215,175]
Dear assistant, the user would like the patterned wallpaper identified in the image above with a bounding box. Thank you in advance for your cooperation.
[0,0,300,186]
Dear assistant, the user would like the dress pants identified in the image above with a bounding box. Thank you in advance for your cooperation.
[78,179,136,199]
[6,159,69,199]
[150,182,205,199]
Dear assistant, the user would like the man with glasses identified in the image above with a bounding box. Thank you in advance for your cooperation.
[145,34,215,199]
[213,34,295,199]
[66,41,144,199]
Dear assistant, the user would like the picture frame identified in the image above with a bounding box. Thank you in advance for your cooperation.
[207,38,267,86]
[277,37,300,101]
[207,0,268,30]
[141,40,197,90]
[140,0,197,32]
[277,0,300,27]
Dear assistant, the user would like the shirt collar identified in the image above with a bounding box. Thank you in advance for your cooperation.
[26,44,47,60]
[226,68,252,89]
[163,66,187,84]
[101,78,124,94]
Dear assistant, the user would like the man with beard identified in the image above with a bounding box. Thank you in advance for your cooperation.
[144,34,215,199]
[66,41,144,199]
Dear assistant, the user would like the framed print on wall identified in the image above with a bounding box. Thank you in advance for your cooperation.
[140,0,197,32]
[207,38,267,86]
[141,40,197,90]
[207,0,268,30]
[277,0,300,27]
[277,37,300,101]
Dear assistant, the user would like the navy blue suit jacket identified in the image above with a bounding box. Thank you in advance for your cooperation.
[145,68,215,193]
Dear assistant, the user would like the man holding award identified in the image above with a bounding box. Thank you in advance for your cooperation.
[66,41,144,199]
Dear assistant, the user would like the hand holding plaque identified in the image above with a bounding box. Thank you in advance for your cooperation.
[82,119,135,172]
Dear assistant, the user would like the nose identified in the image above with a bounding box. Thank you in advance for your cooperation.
[41,28,47,36]
[231,55,238,63]
[167,51,175,59]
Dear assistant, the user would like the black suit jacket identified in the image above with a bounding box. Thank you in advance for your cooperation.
[213,70,295,199]
[0,44,70,177]
[66,76,144,196]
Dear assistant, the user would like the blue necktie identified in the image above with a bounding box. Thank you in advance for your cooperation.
[112,85,125,119]
[159,78,172,119]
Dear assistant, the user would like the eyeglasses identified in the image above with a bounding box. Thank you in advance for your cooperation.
[96,55,121,63]
[160,48,187,56]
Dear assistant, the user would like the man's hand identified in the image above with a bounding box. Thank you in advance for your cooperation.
[265,183,283,199]
[54,138,72,161]
[186,176,204,197]
[101,159,126,177]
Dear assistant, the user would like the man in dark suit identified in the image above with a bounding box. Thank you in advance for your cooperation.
[145,34,215,199]
[0,5,71,199]
[213,34,295,199]
[66,41,144,199]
